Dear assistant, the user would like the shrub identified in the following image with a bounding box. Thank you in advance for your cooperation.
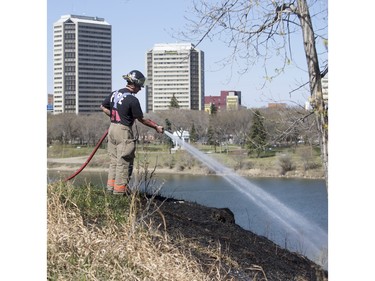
[297,146,316,171]
[276,153,295,175]
[176,164,185,171]
[234,160,254,171]
[163,155,175,169]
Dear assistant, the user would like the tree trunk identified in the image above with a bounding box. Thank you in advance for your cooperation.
[296,0,328,189]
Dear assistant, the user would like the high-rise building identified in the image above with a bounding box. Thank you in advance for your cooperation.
[145,43,204,112]
[53,15,112,114]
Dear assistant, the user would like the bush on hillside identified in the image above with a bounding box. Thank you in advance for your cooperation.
[276,153,295,175]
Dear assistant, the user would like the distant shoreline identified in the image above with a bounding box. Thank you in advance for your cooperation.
[47,162,325,180]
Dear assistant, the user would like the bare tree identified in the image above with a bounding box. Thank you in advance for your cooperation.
[158,109,209,139]
[47,113,109,146]
[77,113,109,146]
[177,0,328,187]
[230,109,253,147]
[57,113,79,144]
[47,114,64,145]
[259,106,318,147]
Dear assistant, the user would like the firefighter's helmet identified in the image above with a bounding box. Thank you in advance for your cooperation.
[122,70,146,88]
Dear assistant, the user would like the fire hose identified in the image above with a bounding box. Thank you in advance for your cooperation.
[64,129,109,182]
[63,121,177,182]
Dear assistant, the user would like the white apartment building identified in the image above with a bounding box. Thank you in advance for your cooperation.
[145,43,204,112]
[322,75,328,102]
[305,74,328,110]
[53,15,112,114]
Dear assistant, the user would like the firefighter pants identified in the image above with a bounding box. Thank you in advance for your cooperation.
[106,123,136,191]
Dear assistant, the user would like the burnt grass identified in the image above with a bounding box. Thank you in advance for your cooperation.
[141,193,328,281]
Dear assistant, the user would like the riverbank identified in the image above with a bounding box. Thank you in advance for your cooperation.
[47,159,325,180]
[47,147,325,180]
[149,194,328,280]
[47,181,328,280]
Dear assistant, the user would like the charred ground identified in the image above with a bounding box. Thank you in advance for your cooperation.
[142,194,328,281]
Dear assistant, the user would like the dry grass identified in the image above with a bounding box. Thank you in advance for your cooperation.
[48,144,324,179]
[47,182,228,281]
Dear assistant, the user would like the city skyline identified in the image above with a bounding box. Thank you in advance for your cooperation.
[47,0,326,111]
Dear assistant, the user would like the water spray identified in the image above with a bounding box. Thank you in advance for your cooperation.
[164,130,327,266]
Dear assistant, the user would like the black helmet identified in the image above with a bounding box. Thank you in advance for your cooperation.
[122,70,146,88]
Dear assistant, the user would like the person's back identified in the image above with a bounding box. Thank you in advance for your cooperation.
[103,88,143,126]
[101,70,164,195]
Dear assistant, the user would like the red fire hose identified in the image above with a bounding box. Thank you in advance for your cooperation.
[64,129,108,182]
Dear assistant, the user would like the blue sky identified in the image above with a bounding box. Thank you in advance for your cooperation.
[47,0,326,110]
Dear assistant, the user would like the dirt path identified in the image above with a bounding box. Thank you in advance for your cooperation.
[47,156,89,164]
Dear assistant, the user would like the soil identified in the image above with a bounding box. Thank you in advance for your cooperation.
[141,194,328,281]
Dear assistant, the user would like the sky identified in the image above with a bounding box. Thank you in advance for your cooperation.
[2,1,375,280]
[46,0,327,110]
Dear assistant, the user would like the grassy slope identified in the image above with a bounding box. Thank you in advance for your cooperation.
[47,183,327,280]
[47,183,217,280]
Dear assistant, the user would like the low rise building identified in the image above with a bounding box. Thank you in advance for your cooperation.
[204,90,242,113]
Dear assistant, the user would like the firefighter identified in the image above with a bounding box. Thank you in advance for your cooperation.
[101,70,164,195]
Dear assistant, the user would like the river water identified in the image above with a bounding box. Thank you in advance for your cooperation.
[48,170,328,268]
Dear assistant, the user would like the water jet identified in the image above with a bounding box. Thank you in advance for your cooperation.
[164,131,327,268]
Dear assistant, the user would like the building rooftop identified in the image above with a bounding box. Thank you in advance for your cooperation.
[55,14,110,26]
[152,43,198,52]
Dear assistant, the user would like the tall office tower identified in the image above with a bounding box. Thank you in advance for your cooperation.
[53,15,111,114]
[145,43,204,112]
